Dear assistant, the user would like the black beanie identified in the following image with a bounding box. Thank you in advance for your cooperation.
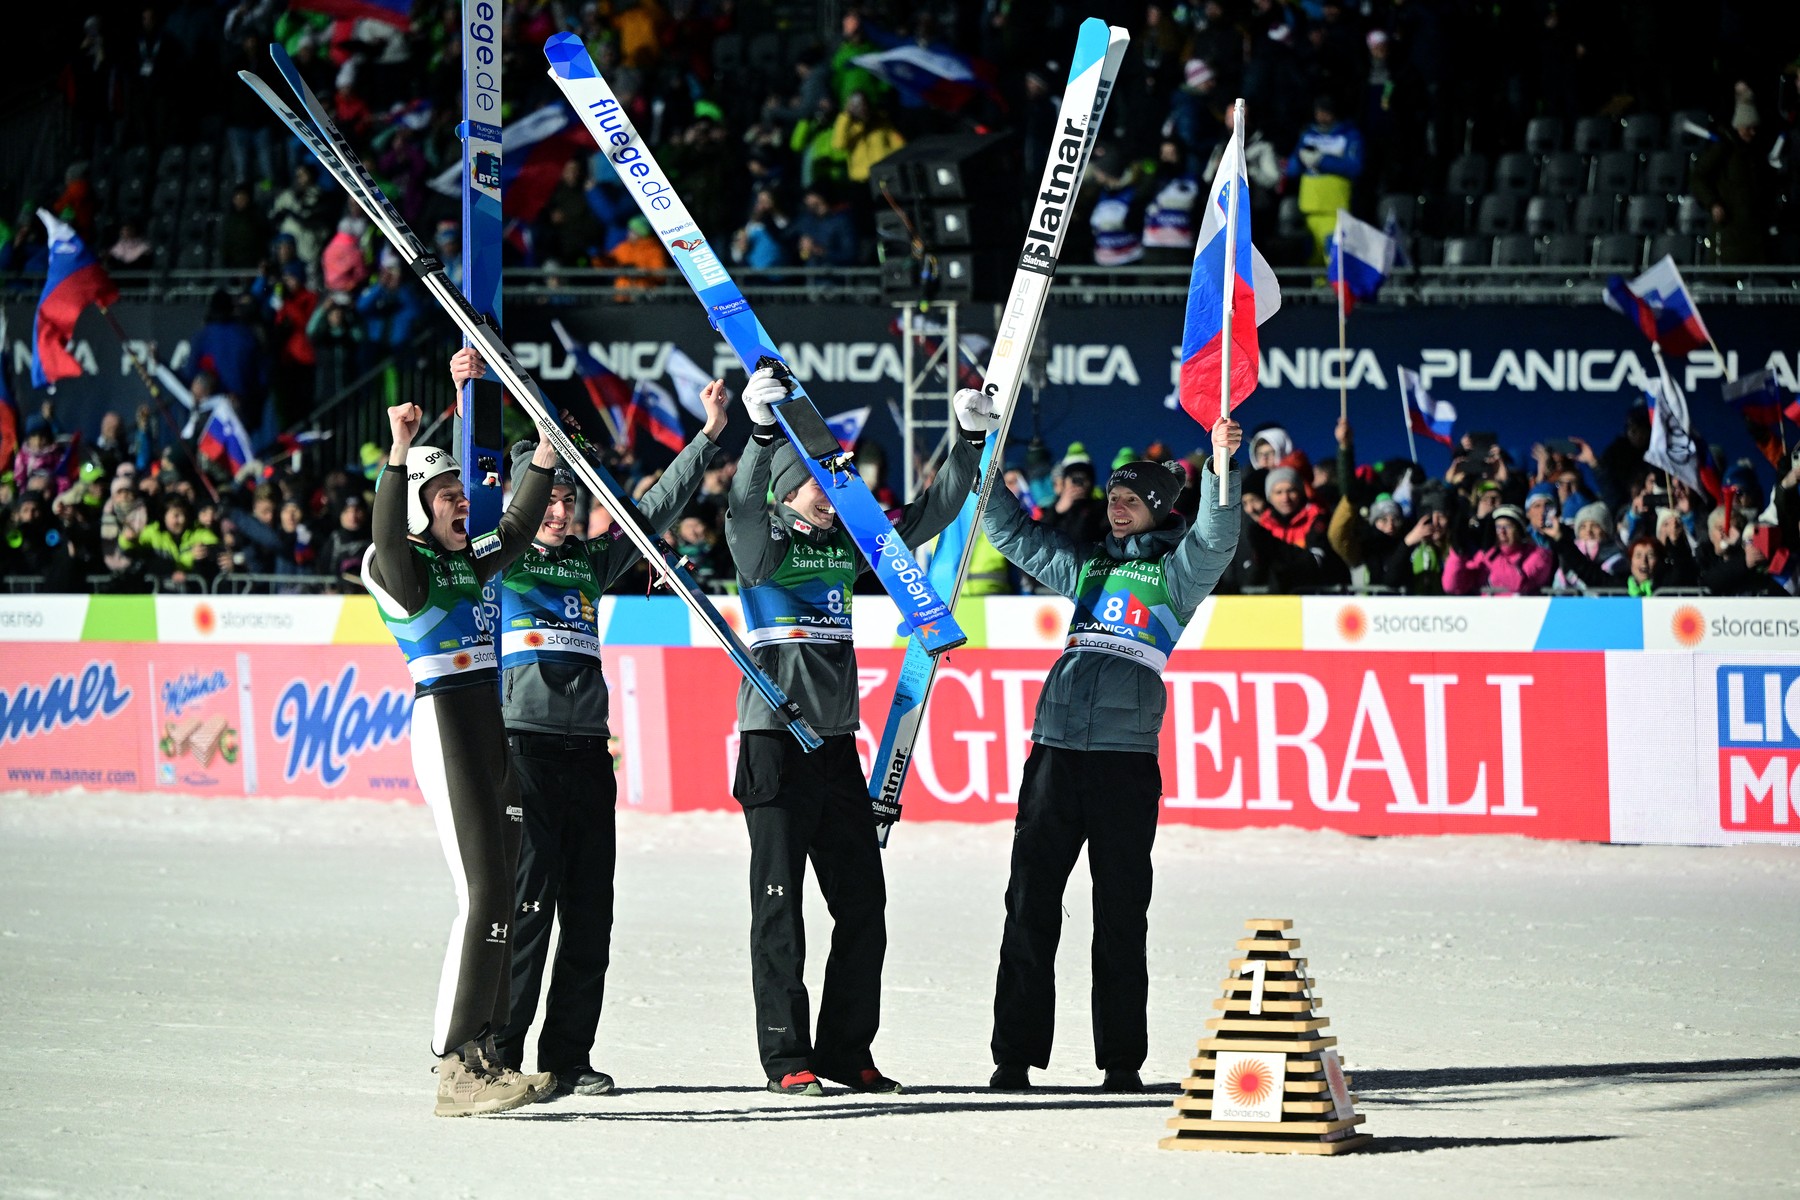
[1105,460,1181,523]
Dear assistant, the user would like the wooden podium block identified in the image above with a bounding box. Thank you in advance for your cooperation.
[1160,918,1369,1156]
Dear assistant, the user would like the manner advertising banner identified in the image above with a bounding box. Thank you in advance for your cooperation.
[1,646,145,792]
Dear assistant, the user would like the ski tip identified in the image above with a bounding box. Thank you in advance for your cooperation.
[544,32,597,78]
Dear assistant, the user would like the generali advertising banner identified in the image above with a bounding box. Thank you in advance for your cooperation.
[1,595,1796,846]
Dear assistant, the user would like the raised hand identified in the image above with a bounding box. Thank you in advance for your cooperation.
[450,347,486,389]
[387,402,422,464]
[699,379,732,439]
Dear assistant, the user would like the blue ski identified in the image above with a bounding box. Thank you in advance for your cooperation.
[544,33,966,657]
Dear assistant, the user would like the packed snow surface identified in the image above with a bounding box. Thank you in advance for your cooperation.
[2,792,1796,1198]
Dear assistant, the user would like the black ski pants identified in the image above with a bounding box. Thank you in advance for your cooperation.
[493,732,618,1074]
[991,742,1161,1073]
[412,690,524,1058]
[734,731,886,1081]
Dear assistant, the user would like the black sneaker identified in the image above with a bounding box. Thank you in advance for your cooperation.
[1101,1068,1143,1092]
[552,1067,616,1096]
[989,1064,1032,1090]
[818,1066,903,1094]
[768,1070,824,1096]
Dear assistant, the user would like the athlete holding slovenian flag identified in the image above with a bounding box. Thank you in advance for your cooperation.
[1178,100,1282,501]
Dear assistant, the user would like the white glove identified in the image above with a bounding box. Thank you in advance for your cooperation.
[1298,146,1324,170]
[954,387,1001,432]
[743,367,789,426]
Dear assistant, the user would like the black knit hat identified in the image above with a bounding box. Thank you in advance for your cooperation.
[1105,460,1182,523]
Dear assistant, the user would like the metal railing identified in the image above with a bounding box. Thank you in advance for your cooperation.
[278,327,447,467]
[23,263,1798,309]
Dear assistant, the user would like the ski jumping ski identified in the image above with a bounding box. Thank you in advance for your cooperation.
[867,19,1131,845]
[455,0,506,538]
[543,33,966,658]
[238,46,822,752]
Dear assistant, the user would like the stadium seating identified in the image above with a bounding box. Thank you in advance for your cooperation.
[1493,152,1535,195]
[1621,113,1663,154]
[1538,151,1586,198]
[1524,116,1563,156]
[1539,233,1591,267]
[1492,234,1536,267]
[1573,194,1616,235]
[1572,115,1615,154]
[1593,233,1642,268]
[1525,195,1569,235]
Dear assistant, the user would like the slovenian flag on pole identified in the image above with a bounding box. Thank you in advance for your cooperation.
[633,380,686,453]
[1327,209,1395,314]
[1603,255,1713,358]
[31,209,119,391]
[1177,105,1281,430]
[825,407,871,452]
[552,319,637,445]
[1399,367,1456,446]
[198,402,254,474]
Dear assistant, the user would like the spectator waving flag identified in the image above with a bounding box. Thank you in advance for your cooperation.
[31,208,119,391]
[1603,255,1714,359]
[1645,358,1720,501]
[633,380,685,454]
[1177,103,1282,432]
[1398,367,1457,448]
[1328,210,1395,314]
[825,407,871,452]
[198,402,254,474]
[551,319,637,447]
[1722,370,1797,467]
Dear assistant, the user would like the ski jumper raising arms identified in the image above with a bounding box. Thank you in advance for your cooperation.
[361,350,560,1117]
[978,410,1243,1093]
[475,347,735,1096]
[724,367,988,1096]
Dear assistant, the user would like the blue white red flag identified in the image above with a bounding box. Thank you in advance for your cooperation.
[198,403,254,474]
[429,105,591,225]
[1722,370,1797,467]
[849,39,998,112]
[1398,367,1456,446]
[289,0,411,29]
[31,209,118,391]
[663,346,714,422]
[1603,255,1712,358]
[1327,209,1395,314]
[825,407,870,452]
[1177,118,1280,428]
[634,380,685,454]
[551,319,636,445]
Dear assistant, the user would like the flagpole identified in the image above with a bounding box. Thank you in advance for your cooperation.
[1215,98,1244,506]
[1400,371,1418,464]
[97,305,220,501]
[1335,210,1348,425]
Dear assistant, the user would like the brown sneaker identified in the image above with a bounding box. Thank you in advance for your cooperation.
[474,1035,556,1103]
[434,1046,536,1118]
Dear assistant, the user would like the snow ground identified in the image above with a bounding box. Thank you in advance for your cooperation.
[2,792,1797,1199]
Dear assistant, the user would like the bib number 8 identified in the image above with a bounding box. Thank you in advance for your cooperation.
[825,587,843,615]
[1101,595,1125,621]
[563,594,584,621]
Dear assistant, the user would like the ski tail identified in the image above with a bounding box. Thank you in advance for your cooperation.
[544,33,966,658]
[240,52,822,753]
[457,2,506,539]
[867,20,1132,845]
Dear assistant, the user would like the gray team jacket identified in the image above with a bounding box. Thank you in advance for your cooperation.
[725,427,981,737]
[499,432,720,738]
[982,462,1241,754]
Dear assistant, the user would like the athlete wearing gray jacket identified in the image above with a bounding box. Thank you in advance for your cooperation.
[972,401,1243,1093]
[723,367,986,1096]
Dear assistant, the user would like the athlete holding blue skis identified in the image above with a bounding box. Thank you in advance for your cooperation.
[970,400,1245,1094]
[725,369,992,1096]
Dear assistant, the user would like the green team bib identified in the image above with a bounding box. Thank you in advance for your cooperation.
[1065,554,1184,672]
